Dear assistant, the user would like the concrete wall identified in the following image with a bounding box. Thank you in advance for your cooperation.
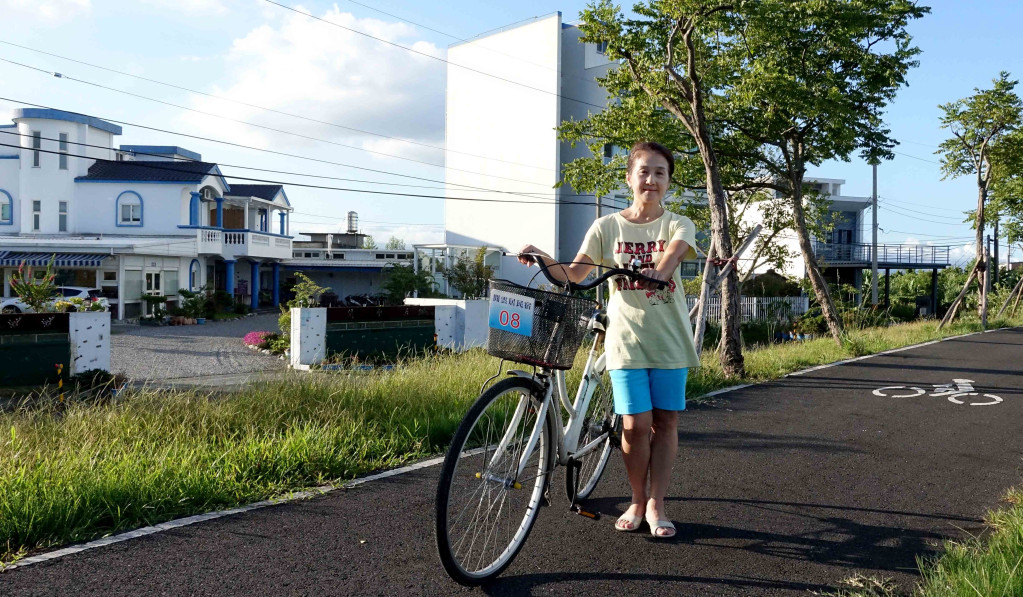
[69,311,110,374]
[405,297,488,351]
[444,15,563,286]
[290,307,326,369]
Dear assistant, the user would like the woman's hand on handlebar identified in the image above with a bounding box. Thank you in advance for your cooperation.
[517,244,546,266]
[638,267,669,291]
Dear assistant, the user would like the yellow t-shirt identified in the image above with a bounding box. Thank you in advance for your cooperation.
[580,211,700,371]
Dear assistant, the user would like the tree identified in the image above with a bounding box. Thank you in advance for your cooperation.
[714,0,928,344]
[362,235,378,250]
[571,0,748,377]
[381,263,438,304]
[385,236,407,250]
[442,247,495,299]
[937,72,1023,327]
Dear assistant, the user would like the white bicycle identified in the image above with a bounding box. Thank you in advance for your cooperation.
[872,378,1002,406]
[434,259,661,585]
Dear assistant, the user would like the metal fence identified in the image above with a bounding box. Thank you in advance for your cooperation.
[686,296,810,323]
[812,242,951,266]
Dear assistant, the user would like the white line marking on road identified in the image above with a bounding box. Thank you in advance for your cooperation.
[4,326,1017,572]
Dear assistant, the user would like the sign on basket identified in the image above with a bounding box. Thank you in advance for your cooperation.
[488,288,535,337]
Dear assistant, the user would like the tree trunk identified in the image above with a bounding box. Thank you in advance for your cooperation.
[976,177,987,322]
[693,245,716,356]
[694,129,745,377]
[785,147,842,347]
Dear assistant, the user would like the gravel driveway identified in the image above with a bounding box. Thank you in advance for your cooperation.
[111,314,287,382]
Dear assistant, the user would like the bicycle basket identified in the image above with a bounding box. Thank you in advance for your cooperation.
[486,279,597,370]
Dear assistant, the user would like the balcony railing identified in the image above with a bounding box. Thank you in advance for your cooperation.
[812,242,950,266]
[193,227,292,260]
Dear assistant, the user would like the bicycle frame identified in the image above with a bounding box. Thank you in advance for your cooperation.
[493,325,609,481]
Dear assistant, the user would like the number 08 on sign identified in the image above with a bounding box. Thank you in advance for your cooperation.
[488,288,535,337]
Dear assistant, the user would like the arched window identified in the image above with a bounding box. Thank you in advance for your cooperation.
[0,189,12,225]
[116,191,143,227]
[189,259,201,291]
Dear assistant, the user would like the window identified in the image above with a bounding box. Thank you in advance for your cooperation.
[603,143,614,158]
[59,133,68,170]
[59,201,68,232]
[596,41,609,54]
[0,190,11,225]
[116,191,143,226]
[259,209,267,232]
[376,253,385,259]
[31,131,40,167]
[103,271,117,282]
[32,200,40,231]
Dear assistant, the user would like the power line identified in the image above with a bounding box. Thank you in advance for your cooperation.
[0,38,556,173]
[1,141,631,208]
[333,2,605,91]
[878,194,972,215]
[0,57,561,188]
[879,199,967,222]
[262,0,608,111]
[0,96,596,201]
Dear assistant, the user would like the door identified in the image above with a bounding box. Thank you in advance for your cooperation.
[145,272,163,316]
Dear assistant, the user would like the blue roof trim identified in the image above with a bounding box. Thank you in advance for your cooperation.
[0,155,18,159]
[206,165,231,193]
[0,124,16,129]
[281,265,384,272]
[120,145,202,161]
[13,108,122,135]
[75,179,198,184]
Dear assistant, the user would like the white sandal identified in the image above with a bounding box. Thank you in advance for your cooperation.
[646,515,676,538]
[614,512,643,532]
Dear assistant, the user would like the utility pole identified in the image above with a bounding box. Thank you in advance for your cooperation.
[596,195,604,306]
[994,218,1000,286]
[871,163,879,305]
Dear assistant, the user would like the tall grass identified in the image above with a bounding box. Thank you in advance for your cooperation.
[1,314,1021,564]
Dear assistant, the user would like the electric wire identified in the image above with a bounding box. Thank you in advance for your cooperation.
[261,0,608,111]
[0,56,562,187]
[0,95,603,201]
[2,141,631,208]
[0,38,557,172]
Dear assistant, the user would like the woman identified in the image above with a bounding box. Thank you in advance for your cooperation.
[518,141,699,538]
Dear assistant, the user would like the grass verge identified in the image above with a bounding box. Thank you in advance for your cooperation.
[1,314,1021,567]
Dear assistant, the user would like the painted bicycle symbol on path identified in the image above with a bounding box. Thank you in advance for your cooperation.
[872,378,1002,406]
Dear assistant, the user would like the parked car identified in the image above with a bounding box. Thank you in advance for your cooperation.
[0,286,110,313]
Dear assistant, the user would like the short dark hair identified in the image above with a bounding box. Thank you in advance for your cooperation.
[626,141,675,178]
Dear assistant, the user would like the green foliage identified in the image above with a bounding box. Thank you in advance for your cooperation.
[362,235,377,250]
[385,236,406,250]
[141,295,168,319]
[441,247,495,299]
[177,286,210,319]
[287,272,328,308]
[743,271,802,298]
[381,263,439,305]
[938,72,1023,182]
[277,307,291,341]
[9,257,58,313]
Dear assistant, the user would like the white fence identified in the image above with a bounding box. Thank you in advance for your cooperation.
[686,296,809,323]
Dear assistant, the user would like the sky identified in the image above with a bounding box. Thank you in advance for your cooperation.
[1,0,1020,266]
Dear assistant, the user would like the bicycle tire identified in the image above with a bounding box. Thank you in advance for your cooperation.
[435,376,555,586]
[565,354,619,502]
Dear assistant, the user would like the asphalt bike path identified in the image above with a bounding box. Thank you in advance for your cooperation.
[3,328,1022,596]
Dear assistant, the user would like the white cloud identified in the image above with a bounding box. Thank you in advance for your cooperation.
[138,0,228,15]
[949,242,978,266]
[180,6,447,159]
[0,0,90,23]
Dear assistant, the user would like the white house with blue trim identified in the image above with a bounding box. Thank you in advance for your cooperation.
[0,108,294,319]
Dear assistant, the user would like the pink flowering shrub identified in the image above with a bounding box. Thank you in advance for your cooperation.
[243,331,272,348]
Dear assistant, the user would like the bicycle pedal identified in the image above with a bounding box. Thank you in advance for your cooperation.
[571,504,600,520]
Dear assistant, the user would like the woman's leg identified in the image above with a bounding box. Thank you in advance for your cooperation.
[620,410,654,526]
[646,408,679,535]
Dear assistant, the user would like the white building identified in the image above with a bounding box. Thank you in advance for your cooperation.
[440,12,655,287]
[0,108,294,319]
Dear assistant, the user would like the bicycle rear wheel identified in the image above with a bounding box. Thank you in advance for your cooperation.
[435,376,554,586]
[565,354,619,502]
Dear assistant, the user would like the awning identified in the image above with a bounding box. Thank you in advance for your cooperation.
[0,252,110,267]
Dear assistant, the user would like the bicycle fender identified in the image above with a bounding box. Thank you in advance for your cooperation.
[507,369,546,386]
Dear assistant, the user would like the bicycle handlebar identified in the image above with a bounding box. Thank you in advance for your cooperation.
[510,252,667,292]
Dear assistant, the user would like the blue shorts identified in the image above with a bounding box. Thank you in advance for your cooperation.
[608,368,688,415]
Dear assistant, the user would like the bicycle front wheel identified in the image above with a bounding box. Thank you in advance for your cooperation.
[565,354,619,502]
[435,376,554,586]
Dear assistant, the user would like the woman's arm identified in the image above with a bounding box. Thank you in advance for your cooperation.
[517,245,596,284]
[638,239,691,290]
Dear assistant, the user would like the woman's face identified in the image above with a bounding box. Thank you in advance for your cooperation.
[626,150,670,204]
